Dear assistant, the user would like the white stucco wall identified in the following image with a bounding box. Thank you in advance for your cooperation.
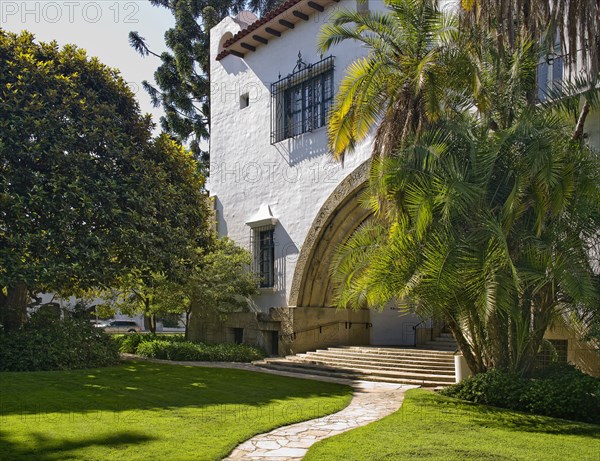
[208,1,600,314]
[209,1,387,311]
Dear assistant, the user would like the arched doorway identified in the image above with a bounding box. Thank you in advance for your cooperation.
[289,161,418,347]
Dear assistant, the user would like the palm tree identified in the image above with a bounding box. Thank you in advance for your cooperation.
[317,0,466,162]
[323,2,600,374]
[459,0,599,77]
[332,110,600,374]
[459,0,600,135]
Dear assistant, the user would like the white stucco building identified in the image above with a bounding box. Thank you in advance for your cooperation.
[201,0,422,355]
[202,0,600,372]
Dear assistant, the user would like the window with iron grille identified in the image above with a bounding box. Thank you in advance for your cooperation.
[250,226,275,288]
[537,35,564,101]
[271,55,334,144]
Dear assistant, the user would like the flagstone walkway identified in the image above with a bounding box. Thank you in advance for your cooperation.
[122,355,417,460]
[224,381,416,461]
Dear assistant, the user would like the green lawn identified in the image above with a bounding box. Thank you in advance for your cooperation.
[304,389,600,461]
[0,361,352,461]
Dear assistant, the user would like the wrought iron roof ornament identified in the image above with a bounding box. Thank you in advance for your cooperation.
[292,51,308,73]
[277,52,310,80]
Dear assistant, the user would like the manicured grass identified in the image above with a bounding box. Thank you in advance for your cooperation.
[0,361,352,461]
[304,389,600,461]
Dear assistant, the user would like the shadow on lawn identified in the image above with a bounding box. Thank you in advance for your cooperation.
[419,392,600,438]
[0,430,154,461]
[0,361,351,418]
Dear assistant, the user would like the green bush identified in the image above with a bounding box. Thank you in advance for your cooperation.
[0,311,119,371]
[114,333,186,353]
[440,364,600,423]
[135,339,266,362]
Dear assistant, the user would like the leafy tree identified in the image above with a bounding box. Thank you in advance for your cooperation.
[91,271,188,333]
[321,0,600,375]
[459,0,599,78]
[92,238,259,337]
[187,238,259,341]
[457,0,599,134]
[129,0,283,162]
[0,31,209,332]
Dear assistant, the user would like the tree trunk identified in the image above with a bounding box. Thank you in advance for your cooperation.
[2,283,28,332]
[151,313,157,334]
[573,99,590,141]
[488,310,510,370]
[520,298,554,376]
[0,289,6,323]
[184,306,192,341]
[142,298,157,334]
[446,317,485,374]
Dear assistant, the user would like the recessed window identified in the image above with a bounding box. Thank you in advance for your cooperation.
[258,228,275,288]
[240,93,250,109]
[271,56,334,143]
[232,328,244,344]
[251,226,275,288]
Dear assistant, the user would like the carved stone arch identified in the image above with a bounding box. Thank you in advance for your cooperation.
[289,161,372,308]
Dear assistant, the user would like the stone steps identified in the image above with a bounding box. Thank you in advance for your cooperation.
[299,351,455,368]
[282,356,455,376]
[314,350,454,365]
[421,332,458,352]
[339,346,455,356]
[254,361,454,387]
[254,345,458,387]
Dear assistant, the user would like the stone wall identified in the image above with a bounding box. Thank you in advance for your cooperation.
[543,318,600,377]
[188,306,370,356]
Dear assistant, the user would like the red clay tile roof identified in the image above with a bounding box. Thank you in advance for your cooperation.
[216,0,325,61]
[224,0,304,48]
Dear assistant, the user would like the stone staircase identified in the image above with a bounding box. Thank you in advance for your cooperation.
[254,334,458,387]
[421,332,458,351]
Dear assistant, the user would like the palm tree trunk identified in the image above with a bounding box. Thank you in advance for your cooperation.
[488,310,510,369]
[520,288,555,376]
[446,317,484,374]
[573,100,591,141]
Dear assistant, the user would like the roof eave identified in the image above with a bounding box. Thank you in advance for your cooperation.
[216,0,340,61]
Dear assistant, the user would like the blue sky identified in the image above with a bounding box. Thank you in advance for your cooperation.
[1,0,174,129]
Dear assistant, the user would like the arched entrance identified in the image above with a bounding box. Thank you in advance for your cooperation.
[289,161,372,308]
[289,161,419,348]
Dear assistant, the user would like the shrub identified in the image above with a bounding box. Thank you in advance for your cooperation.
[135,339,266,362]
[440,364,600,423]
[114,333,186,353]
[0,311,119,371]
[523,364,600,423]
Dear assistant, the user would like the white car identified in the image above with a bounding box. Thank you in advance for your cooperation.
[95,320,141,333]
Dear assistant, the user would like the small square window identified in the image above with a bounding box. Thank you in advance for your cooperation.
[240,93,250,109]
[357,0,369,14]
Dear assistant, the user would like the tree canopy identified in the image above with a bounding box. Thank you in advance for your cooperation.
[0,31,210,331]
[129,0,283,162]
[321,0,600,374]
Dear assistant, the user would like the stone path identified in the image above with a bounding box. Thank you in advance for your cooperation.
[224,381,416,461]
[122,355,416,460]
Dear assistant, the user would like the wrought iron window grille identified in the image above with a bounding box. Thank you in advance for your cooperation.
[270,53,334,144]
[250,225,276,288]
